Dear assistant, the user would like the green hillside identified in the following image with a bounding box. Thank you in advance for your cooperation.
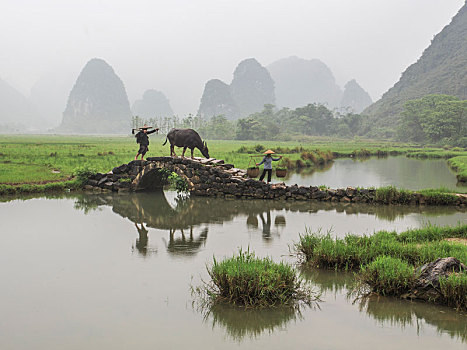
[364,3,467,136]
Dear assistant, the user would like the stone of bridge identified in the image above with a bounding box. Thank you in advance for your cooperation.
[83,157,467,207]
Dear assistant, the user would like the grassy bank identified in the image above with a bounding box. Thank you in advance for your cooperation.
[374,185,466,204]
[197,249,315,308]
[1,135,466,194]
[295,225,467,309]
[448,156,467,183]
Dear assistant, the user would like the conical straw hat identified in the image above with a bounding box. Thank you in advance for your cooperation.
[263,149,275,154]
[139,124,153,130]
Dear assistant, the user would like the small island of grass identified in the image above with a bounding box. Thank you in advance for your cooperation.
[295,225,467,310]
[197,249,317,308]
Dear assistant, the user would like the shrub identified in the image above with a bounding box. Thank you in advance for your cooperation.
[439,271,467,310]
[375,186,413,204]
[73,166,97,185]
[168,172,189,193]
[203,249,315,308]
[359,256,415,296]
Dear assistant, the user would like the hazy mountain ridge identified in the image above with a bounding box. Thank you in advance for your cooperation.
[364,2,467,130]
[340,79,373,113]
[198,56,372,119]
[267,56,343,109]
[132,89,174,119]
[59,58,132,133]
[29,70,76,128]
[230,58,276,117]
[197,79,238,119]
[0,78,43,131]
[198,58,275,120]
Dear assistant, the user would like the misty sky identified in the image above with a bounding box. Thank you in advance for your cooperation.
[0,0,464,117]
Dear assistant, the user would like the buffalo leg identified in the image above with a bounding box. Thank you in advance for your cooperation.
[182,147,187,158]
[170,145,176,157]
[191,148,194,159]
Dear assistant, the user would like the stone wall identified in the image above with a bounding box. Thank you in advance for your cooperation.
[83,157,467,206]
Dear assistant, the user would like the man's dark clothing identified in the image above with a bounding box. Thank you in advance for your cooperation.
[135,129,157,146]
[135,129,157,155]
[138,144,149,156]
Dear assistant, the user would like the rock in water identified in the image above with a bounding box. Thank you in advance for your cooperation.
[409,257,466,302]
[268,56,342,109]
[340,79,373,113]
[60,58,132,133]
[230,58,275,118]
[197,79,238,119]
[132,89,173,118]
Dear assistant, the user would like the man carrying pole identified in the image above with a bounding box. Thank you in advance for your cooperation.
[132,125,159,160]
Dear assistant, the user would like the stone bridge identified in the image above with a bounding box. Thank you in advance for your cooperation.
[84,157,467,206]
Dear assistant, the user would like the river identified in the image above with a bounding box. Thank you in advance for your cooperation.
[0,189,466,350]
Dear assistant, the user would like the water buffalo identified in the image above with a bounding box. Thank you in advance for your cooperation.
[163,128,210,159]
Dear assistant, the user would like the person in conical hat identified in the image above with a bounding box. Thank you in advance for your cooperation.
[256,150,282,184]
[132,124,159,160]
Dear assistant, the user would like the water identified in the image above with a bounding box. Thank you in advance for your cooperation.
[0,191,466,350]
[280,156,465,190]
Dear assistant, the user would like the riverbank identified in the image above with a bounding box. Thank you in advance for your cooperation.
[295,225,467,310]
[78,158,467,206]
[448,156,467,183]
[1,135,466,195]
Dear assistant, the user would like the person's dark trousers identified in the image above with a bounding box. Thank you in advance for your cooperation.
[259,169,272,182]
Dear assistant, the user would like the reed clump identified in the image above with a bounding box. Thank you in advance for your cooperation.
[374,185,461,205]
[439,272,467,309]
[359,256,416,296]
[295,225,467,309]
[296,225,467,269]
[202,249,315,308]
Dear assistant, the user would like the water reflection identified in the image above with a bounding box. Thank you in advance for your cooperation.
[133,222,150,255]
[303,268,467,343]
[73,192,465,225]
[285,156,466,190]
[203,304,302,342]
[71,192,465,257]
[360,297,467,343]
[163,226,208,256]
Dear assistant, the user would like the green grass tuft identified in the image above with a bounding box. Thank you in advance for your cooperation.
[439,271,467,310]
[359,256,416,296]
[201,248,315,308]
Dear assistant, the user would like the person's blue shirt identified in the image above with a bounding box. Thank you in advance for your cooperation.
[257,155,280,169]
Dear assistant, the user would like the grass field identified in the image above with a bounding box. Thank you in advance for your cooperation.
[0,134,466,192]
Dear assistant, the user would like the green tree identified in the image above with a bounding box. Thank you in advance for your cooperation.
[398,94,466,144]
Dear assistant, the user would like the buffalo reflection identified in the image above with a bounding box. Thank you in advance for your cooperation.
[163,226,208,256]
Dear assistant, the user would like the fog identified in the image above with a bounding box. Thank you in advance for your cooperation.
[0,0,464,122]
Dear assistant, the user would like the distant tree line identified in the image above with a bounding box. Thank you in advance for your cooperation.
[397,95,466,146]
[132,103,370,141]
[131,94,466,146]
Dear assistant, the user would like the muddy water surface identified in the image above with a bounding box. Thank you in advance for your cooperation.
[0,192,466,350]
[281,156,465,190]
